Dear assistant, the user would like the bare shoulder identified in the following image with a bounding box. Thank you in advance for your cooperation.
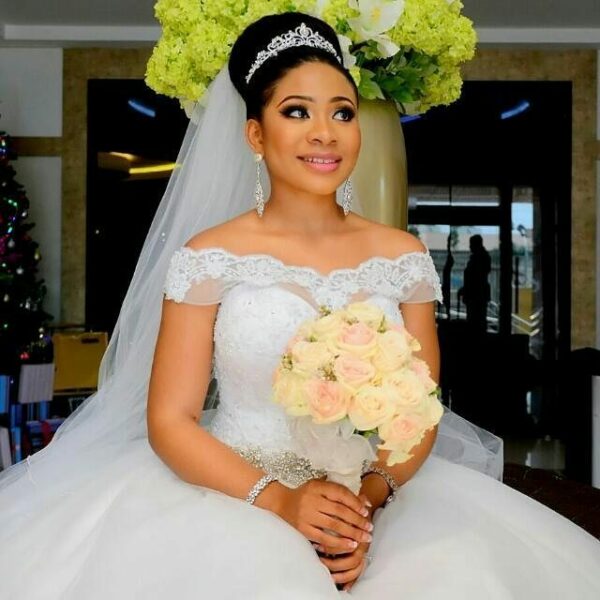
[350,214,427,257]
[183,210,254,251]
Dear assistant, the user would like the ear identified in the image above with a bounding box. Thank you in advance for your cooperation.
[245,118,264,156]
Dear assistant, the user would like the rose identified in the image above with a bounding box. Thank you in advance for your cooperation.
[312,312,346,341]
[383,368,428,412]
[272,371,310,417]
[333,322,378,358]
[305,380,350,424]
[424,395,444,425]
[372,329,412,372]
[410,358,437,394]
[378,412,428,465]
[333,353,376,393]
[389,323,421,352]
[291,341,332,376]
[348,385,396,431]
[345,302,385,329]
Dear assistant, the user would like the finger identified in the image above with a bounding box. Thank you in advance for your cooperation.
[320,498,373,532]
[357,493,373,509]
[313,513,372,545]
[332,561,366,585]
[318,481,369,516]
[319,552,363,573]
[306,526,358,553]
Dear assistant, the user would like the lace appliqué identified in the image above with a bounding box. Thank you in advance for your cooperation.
[163,246,443,308]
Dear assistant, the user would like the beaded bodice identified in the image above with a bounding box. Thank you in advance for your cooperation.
[163,246,443,486]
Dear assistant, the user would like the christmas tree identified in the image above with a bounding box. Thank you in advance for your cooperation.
[0,131,53,374]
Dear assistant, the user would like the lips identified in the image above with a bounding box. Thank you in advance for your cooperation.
[299,154,342,173]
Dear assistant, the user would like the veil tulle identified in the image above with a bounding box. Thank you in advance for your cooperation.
[0,65,502,542]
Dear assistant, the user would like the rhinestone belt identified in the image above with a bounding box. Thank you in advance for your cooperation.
[231,445,328,489]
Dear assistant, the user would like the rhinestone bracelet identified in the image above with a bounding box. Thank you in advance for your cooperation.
[362,466,400,507]
[245,473,278,505]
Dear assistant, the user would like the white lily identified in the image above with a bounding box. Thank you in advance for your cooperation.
[313,0,328,17]
[337,34,357,68]
[348,0,405,57]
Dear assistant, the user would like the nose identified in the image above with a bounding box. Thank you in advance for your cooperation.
[307,113,337,146]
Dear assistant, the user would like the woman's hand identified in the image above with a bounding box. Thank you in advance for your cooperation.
[314,493,375,592]
[316,540,371,592]
[274,478,373,553]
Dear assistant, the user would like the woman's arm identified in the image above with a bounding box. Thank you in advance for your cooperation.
[147,298,286,512]
[359,299,440,509]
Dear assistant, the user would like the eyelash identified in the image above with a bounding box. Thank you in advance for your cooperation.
[280,105,356,122]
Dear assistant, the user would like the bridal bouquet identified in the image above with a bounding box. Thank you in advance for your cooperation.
[146,0,476,116]
[272,302,443,494]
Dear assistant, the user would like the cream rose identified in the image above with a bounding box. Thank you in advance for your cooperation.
[383,368,428,412]
[389,323,421,352]
[372,329,412,372]
[305,380,350,424]
[333,322,378,358]
[291,340,332,376]
[272,372,310,417]
[311,312,346,341]
[348,384,396,431]
[346,302,385,329]
[333,353,376,392]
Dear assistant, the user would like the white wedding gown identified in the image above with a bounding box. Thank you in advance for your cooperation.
[1,246,599,599]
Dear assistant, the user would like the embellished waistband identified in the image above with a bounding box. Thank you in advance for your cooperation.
[231,445,328,489]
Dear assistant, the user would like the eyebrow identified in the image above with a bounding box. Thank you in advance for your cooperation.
[277,95,356,107]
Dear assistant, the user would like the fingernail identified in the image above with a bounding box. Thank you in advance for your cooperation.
[365,499,372,507]
[360,507,369,517]
[349,540,358,548]
[366,522,374,532]
[363,533,372,542]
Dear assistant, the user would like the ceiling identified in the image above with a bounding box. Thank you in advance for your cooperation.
[0,0,598,46]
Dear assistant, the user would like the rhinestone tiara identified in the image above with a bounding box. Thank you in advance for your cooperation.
[245,22,342,85]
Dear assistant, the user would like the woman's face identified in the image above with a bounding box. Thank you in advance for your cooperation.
[246,61,361,198]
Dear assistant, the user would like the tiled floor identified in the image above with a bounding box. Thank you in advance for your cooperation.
[502,436,600,539]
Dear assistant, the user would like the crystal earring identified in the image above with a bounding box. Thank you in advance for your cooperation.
[254,153,265,217]
[342,178,353,216]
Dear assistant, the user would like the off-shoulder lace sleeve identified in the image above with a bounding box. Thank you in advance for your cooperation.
[163,247,233,305]
[396,251,444,304]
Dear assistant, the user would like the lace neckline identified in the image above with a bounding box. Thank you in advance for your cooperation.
[183,245,432,281]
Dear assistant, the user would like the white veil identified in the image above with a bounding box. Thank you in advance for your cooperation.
[0,65,503,541]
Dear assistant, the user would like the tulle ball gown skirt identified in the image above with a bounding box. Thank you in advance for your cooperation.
[1,436,599,599]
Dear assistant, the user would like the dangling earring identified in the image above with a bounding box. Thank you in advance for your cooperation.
[254,153,265,217]
[342,178,353,216]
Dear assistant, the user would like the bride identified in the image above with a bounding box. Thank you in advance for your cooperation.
[1,11,599,599]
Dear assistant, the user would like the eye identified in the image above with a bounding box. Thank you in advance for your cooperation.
[333,107,356,122]
[281,105,309,119]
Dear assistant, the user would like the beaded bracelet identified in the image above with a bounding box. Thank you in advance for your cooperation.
[362,466,400,507]
[245,473,278,505]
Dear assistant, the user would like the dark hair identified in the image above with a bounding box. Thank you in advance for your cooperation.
[228,12,358,120]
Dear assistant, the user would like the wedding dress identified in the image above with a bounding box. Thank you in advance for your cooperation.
[1,244,599,600]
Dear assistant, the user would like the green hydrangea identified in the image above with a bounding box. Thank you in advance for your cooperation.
[145,0,476,115]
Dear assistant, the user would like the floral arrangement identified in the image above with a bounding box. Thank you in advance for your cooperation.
[271,302,443,491]
[145,0,476,115]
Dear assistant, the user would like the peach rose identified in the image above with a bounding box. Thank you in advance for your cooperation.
[378,412,426,446]
[372,329,412,372]
[410,358,438,394]
[333,353,376,392]
[305,380,349,424]
[333,322,377,358]
[348,385,396,431]
[346,302,385,329]
[291,340,332,376]
[272,372,310,417]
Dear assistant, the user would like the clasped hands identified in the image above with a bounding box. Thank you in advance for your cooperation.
[276,478,376,593]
